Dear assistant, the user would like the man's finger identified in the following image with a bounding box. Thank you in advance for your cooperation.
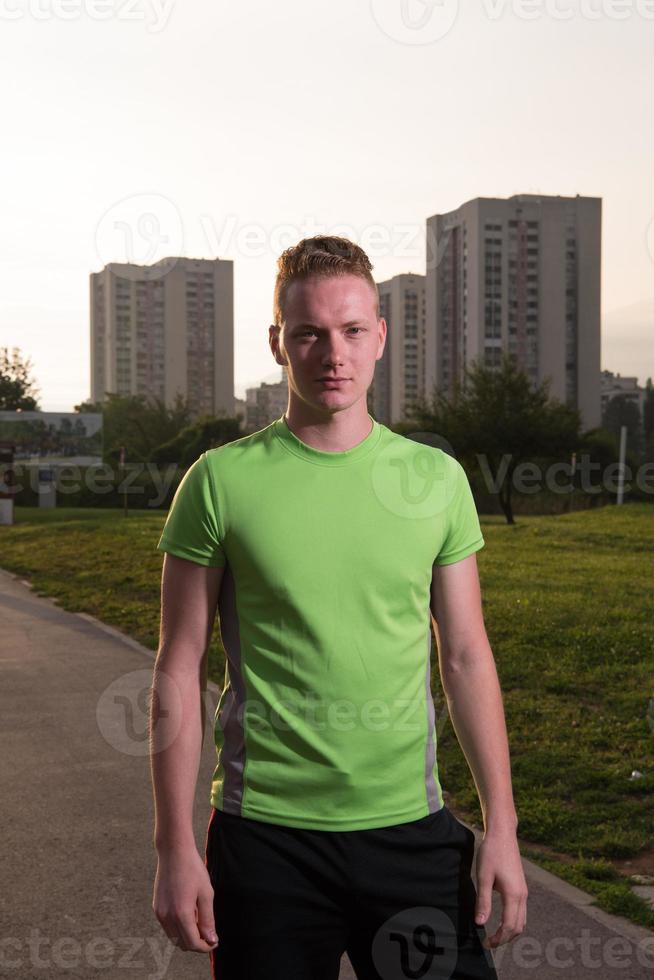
[474,873,494,925]
[519,894,528,933]
[175,911,217,953]
[197,885,219,948]
[483,893,521,947]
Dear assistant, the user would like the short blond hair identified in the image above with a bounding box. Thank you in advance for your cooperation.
[272,235,380,328]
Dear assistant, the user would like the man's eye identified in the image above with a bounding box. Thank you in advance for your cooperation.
[298,327,362,336]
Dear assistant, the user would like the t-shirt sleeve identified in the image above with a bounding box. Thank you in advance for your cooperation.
[156,452,226,567]
[434,456,485,566]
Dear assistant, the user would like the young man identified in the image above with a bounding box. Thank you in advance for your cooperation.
[150,236,527,980]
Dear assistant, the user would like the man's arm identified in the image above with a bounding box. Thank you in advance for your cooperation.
[430,552,527,948]
[430,552,517,833]
[150,552,224,953]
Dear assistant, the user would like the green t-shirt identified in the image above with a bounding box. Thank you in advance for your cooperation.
[156,413,485,831]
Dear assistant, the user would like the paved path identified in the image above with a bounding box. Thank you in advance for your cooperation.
[1,567,652,979]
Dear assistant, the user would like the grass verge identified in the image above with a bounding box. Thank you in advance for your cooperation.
[2,503,653,929]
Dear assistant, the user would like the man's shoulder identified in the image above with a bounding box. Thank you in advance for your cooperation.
[379,427,456,466]
[203,418,278,469]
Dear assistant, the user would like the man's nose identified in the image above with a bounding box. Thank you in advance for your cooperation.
[320,337,347,364]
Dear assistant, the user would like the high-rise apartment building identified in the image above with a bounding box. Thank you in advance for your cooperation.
[90,257,234,418]
[425,194,602,430]
[371,274,426,426]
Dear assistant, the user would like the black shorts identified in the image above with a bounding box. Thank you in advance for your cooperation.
[204,804,499,980]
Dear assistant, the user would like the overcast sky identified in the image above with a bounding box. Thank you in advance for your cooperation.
[1,0,653,411]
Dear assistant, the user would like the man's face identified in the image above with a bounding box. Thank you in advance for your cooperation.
[269,273,386,416]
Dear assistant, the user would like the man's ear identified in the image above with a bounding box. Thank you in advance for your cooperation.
[269,325,288,367]
[376,317,387,360]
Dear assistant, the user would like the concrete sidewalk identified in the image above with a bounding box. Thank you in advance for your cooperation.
[1,567,652,979]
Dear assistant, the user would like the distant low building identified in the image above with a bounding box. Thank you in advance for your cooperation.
[245,375,288,431]
[234,396,247,427]
[0,410,102,465]
[600,369,646,422]
[0,410,104,514]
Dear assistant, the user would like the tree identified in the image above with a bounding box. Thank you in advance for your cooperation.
[601,394,644,457]
[0,347,40,410]
[151,415,243,467]
[74,392,193,463]
[575,427,641,506]
[407,353,581,524]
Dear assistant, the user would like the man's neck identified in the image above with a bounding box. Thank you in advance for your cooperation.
[283,401,373,453]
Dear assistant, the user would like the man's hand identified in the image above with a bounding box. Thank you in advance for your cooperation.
[152,847,219,954]
[473,827,528,948]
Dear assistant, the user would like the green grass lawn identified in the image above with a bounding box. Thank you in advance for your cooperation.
[2,502,653,928]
